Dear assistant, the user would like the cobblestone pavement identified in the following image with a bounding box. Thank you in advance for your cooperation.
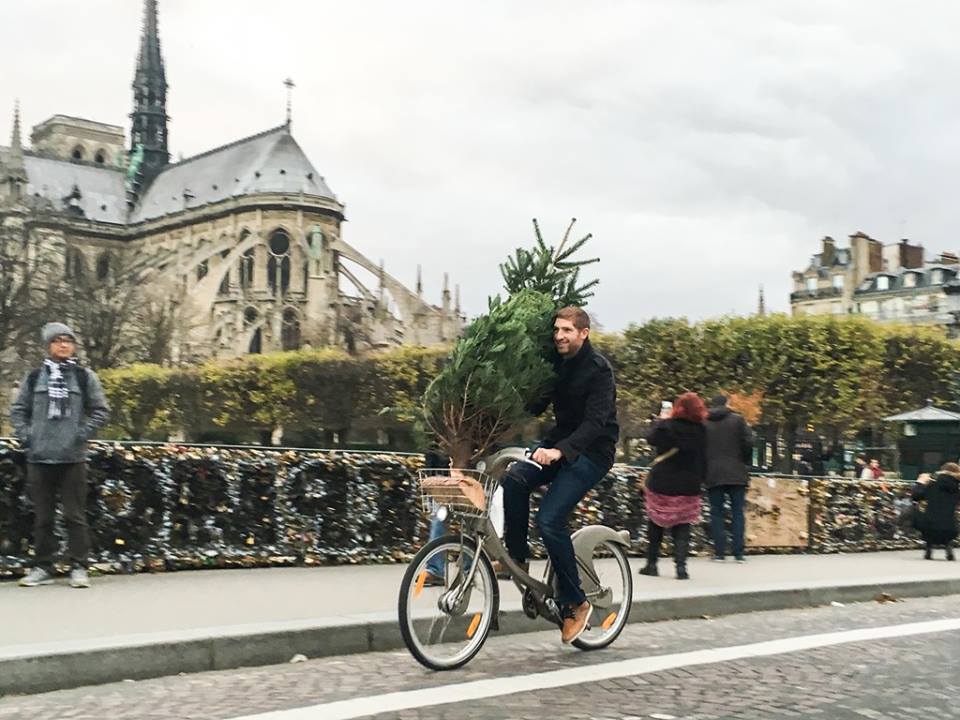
[2,594,960,719]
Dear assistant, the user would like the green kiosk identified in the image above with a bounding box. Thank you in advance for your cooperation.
[883,401,960,480]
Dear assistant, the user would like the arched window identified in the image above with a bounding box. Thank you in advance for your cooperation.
[71,146,85,161]
[218,271,230,296]
[268,256,277,294]
[240,248,255,289]
[94,150,106,165]
[267,229,292,296]
[96,253,111,281]
[196,260,208,281]
[281,308,301,351]
[243,307,258,326]
[248,328,262,354]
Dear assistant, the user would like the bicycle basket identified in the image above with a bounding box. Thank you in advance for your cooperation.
[419,469,495,519]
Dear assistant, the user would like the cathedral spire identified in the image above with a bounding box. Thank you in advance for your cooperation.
[10,100,23,162]
[129,0,169,190]
[757,285,766,316]
[3,100,28,203]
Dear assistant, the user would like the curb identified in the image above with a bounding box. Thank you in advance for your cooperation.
[3,576,960,696]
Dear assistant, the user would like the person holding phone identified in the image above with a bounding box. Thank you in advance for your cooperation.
[639,392,708,580]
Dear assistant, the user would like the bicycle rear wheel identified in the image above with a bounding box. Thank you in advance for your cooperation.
[572,539,632,651]
[398,534,498,670]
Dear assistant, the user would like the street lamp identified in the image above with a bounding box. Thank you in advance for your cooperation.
[942,278,960,337]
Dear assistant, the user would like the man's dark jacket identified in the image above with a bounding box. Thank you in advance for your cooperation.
[532,339,619,470]
[704,406,755,488]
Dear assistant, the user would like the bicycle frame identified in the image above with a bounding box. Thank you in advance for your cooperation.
[434,446,631,627]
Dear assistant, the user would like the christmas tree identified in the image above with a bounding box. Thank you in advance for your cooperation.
[423,219,598,467]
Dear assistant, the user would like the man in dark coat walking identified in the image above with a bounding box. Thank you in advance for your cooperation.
[704,395,755,562]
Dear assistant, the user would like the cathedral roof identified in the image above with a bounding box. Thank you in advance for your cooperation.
[0,146,128,224]
[130,124,337,223]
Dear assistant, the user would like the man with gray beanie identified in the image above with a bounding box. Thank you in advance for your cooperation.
[10,322,110,588]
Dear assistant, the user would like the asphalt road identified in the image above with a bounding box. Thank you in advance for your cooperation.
[2,593,959,719]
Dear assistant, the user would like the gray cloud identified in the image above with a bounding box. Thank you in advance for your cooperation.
[3,0,960,328]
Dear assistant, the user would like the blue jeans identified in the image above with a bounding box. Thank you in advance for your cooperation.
[708,484,746,559]
[426,512,447,576]
[502,454,607,607]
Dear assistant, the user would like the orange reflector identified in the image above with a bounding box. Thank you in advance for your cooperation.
[601,612,617,630]
[414,571,427,597]
[466,613,482,639]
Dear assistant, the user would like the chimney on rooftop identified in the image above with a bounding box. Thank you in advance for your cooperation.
[821,236,835,266]
[899,239,923,269]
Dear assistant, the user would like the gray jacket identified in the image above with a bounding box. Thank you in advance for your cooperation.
[704,406,755,488]
[9,365,110,464]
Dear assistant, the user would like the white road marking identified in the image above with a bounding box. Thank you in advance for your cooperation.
[229,617,960,720]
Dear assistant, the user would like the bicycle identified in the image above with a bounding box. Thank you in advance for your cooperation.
[398,446,633,670]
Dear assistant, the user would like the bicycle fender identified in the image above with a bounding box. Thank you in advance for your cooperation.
[571,526,631,604]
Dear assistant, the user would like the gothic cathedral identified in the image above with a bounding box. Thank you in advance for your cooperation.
[0,0,463,361]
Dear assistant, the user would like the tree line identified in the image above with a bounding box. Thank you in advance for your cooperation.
[0,314,943,468]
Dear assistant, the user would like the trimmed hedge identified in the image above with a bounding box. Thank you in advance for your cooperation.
[0,442,919,578]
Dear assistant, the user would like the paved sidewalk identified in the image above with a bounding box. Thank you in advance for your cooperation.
[3,550,960,695]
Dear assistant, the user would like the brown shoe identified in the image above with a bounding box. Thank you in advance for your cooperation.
[560,601,592,644]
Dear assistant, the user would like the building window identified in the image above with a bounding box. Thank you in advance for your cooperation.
[218,271,230,296]
[281,308,301,350]
[65,249,86,281]
[876,276,889,291]
[197,260,208,281]
[248,328,262,355]
[267,230,292,296]
[903,273,916,288]
[832,274,844,289]
[932,270,943,285]
[805,277,817,292]
[269,230,290,255]
[96,253,111,281]
[240,248,255,288]
[94,150,106,165]
[244,307,258,326]
[71,146,85,161]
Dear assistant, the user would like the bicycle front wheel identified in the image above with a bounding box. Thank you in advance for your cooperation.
[398,533,498,671]
[572,539,632,651]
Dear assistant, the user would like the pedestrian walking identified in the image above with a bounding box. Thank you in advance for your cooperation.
[639,392,707,580]
[10,322,110,588]
[912,464,960,561]
[704,395,755,563]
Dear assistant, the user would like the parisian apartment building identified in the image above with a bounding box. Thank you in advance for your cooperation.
[791,232,960,329]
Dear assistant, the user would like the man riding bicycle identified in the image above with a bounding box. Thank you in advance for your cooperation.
[501,305,619,644]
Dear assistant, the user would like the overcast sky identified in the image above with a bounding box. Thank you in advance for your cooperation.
[3,1,960,330]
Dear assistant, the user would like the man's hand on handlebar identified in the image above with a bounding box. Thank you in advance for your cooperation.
[532,447,563,466]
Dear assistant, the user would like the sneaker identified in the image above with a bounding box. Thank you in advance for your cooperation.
[560,601,592,644]
[69,567,90,589]
[676,566,690,580]
[19,567,54,587]
[711,556,726,562]
[947,549,956,562]
[638,564,659,577]
[735,556,747,564]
